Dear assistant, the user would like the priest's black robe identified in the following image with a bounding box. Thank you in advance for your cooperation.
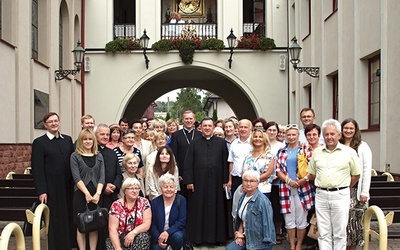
[183,135,230,244]
[31,133,74,250]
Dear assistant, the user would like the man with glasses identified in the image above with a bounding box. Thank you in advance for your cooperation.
[305,119,360,249]
[299,108,324,145]
[31,112,74,250]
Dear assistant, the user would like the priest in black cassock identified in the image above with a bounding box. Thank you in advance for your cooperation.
[183,117,230,245]
[31,112,75,250]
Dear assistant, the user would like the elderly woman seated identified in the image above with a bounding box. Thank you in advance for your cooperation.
[227,170,276,250]
[150,173,187,250]
[107,178,151,250]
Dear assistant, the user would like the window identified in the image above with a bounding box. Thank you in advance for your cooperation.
[0,0,2,38]
[243,0,265,36]
[114,0,136,38]
[300,0,311,39]
[59,8,63,69]
[368,56,380,128]
[32,0,38,60]
[332,75,338,120]
[333,0,338,12]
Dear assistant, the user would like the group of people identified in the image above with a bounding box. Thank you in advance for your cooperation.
[30,108,372,250]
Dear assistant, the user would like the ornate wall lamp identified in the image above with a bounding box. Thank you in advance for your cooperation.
[288,37,319,78]
[227,29,237,69]
[55,41,85,81]
[140,29,150,69]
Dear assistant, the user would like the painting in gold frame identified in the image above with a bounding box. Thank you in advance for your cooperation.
[175,0,205,18]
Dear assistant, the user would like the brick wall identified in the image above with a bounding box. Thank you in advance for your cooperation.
[0,144,32,179]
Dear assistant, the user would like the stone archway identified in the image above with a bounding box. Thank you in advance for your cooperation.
[123,66,258,121]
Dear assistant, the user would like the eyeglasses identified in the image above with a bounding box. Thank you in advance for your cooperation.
[125,187,140,191]
[243,179,258,184]
[286,124,299,129]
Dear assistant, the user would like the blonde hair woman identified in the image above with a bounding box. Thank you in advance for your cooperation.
[71,129,105,250]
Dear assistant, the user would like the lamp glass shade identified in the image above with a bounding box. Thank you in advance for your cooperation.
[140,30,150,49]
[72,41,85,68]
[289,38,302,61]
[227,29,237,49]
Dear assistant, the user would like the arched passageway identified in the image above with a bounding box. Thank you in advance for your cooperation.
[123,66,258,121]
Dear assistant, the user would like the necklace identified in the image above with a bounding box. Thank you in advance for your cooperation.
[182,129,195,145]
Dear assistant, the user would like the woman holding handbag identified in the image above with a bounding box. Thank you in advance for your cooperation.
[71,129,105,250]
[107,178,152,250]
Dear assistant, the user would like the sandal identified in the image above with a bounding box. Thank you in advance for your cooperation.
[276,233,286,241]
[275,239,282,245]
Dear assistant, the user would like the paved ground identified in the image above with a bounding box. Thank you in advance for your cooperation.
[1,221,400,249]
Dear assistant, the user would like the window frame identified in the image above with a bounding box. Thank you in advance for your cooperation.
[32,0,38,60]
[332,74,338,120]
[368,55,381,129]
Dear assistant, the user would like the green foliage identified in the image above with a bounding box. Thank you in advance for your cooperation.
[199,38,225,51]
[179,40,197,64]
[212,109,218,121]
[170,88,203,119]
[165,112,171,121]
[237,35,276,51]
[152,38,224,64]
[151,39,174,51]
[105,38,141,53]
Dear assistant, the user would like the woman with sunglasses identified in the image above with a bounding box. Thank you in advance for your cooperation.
[339,118,372,250]
[275,124,315,250]
[114,129,144,174]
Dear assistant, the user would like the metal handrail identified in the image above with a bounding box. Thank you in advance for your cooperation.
[0,222,26,250]
[26,203,50,250]
[363,205,394,250]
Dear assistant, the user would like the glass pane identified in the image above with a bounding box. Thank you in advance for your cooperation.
[371,82,380,103]
[370,103,380,125]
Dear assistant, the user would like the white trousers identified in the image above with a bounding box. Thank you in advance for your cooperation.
[315,188,350,250]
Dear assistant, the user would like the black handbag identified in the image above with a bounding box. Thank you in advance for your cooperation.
[76,203,108,233]
[23,201,40,236]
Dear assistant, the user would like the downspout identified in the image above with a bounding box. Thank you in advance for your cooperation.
[286,0,290,123]
[81,0,86,115]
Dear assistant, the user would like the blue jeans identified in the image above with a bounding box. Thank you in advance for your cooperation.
[153,230,184,250]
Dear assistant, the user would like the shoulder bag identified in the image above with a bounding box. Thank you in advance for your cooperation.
[76,203,108,233]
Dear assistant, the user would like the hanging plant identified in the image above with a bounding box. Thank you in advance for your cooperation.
[178,40,196,64]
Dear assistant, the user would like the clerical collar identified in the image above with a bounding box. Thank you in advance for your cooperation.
[183,127,193,133]
[46,131,64,140]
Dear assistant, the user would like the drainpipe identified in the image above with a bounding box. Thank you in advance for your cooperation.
[81,0,86,115]
[286,0,290,123]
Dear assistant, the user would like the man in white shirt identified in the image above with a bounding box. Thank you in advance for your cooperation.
[227,119,253,194]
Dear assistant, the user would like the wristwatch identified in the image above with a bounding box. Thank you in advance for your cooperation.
[96,191,101,195]
[304,176,310,182]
